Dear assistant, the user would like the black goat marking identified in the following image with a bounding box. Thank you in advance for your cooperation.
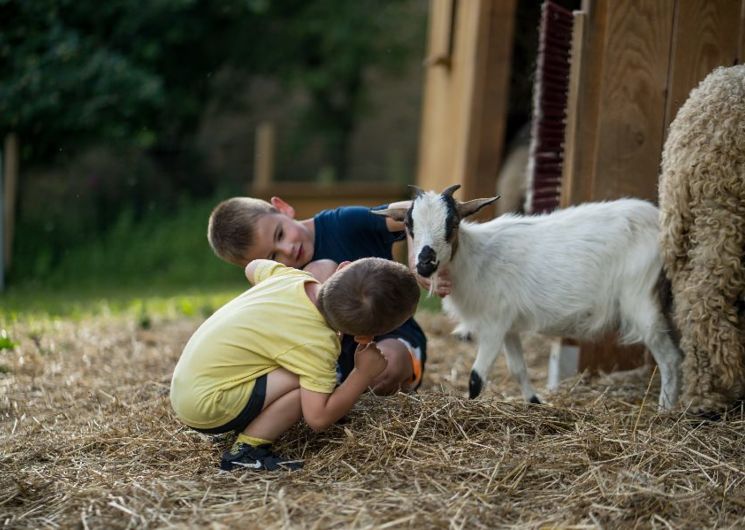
[405,207,414,238]
[441,193,460,243]
[469,370,483,399]
[656,271,681,350]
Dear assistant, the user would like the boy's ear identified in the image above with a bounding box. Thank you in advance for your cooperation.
[335,260,352,272]
[371,207,408,223]
[270,196,295,218]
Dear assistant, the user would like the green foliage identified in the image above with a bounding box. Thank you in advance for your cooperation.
[0,0,265,161]
[0,193,440,320]
[9,194,244,289]
[1,0,423,170]
[417,290,442,313]
[3,0,426,289]
[248,0,422,179]
[0,329,17,351]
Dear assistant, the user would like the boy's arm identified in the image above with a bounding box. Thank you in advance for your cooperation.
[300,343,387,432]
[303,259,339,283]
[382,200,411,232]
[244,260,261,283]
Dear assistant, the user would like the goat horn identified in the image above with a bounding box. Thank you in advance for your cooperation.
[442,184,461,197]
[407,184,425,198]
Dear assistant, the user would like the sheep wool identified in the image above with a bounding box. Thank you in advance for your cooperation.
[659,64,745,412]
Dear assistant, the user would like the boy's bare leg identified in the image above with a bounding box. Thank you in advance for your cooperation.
[370,338,414,395]
[221,368,303,471]
[243,368,302,441]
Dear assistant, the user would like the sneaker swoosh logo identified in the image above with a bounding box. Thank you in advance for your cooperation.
[234,460,262,469]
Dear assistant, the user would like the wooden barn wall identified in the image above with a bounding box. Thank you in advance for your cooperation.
[590,1,675,202]
[416,0,744,372]
[417,0,516,217]
[561,0,744,373]
[664,0,742,129]
[563,0,744,208]
[741,0,745,62]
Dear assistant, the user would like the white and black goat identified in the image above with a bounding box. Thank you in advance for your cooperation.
[377,185,682,409]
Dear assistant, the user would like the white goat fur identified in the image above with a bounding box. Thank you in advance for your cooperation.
[387,191,682,409]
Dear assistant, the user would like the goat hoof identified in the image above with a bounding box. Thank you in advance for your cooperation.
[529,395,541,404]
[469,371,483,399]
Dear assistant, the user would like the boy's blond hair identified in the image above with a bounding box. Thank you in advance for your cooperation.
[208,197,277,266]
[318,258,420,337]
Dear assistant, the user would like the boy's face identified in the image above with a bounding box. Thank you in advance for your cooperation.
[247,198,314,268]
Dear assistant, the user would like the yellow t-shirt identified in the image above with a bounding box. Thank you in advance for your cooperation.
[170,260,340,429]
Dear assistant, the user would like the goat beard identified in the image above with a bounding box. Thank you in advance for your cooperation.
[427,271,440,297]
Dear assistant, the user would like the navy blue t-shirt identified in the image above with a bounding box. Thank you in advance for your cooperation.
[313,205,403,263]
[312,205,426,381]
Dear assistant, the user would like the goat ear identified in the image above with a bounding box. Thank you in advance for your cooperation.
[442,184,461,197]
[371,207,408,223]
[457,195,500,218]
[407,184,425,199]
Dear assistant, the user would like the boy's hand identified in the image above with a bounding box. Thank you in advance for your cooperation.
[354,342,387,380]
[416,267,452,297]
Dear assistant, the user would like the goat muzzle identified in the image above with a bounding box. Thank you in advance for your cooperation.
[416,246,438,278]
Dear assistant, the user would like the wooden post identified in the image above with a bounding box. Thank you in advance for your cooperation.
[253,122,275,191]
[559,9,588,208]
[664,0,742,131]
[740,0,745,63]
[423,0,456,68]
[590,0,675,202]
[417,0,516,218]
[560,0,609,208]
[455,0,516,220]
[4,133,18,273]
[0,142,3,292]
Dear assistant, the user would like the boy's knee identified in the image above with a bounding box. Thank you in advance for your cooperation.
[371,341,414,395]
[265,368,301,403]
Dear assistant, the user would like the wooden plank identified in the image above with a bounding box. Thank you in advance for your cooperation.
[664,0,741,131]
[569,1,673,374]
[417,0,515,214]
[590,0,675,202]
[740,0,745,63]
[455,0,516,220]
[3,133,18,271]
[560,0,609,207]
[417,0,459,193]
[559,10,587,208]
[253,122,275,190]
[578,334,647,374]
[423,0,456,68]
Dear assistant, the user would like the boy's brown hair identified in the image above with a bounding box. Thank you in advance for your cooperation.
[317,257,420,337]
[208,197,277,266]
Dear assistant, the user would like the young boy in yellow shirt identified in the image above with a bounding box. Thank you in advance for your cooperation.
[170,257,419,471]
[207,196,450,396]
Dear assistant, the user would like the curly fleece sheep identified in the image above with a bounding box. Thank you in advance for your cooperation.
[659,65,745,412]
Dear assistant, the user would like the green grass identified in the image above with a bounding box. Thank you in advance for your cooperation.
[0,283,440,323]
[2,194,442,321]
[0,283,245,323]
[10,196,241,291]
[417,290,442,313]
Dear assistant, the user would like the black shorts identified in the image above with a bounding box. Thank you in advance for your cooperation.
[336,317,427,385]
[190,374,267,435]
